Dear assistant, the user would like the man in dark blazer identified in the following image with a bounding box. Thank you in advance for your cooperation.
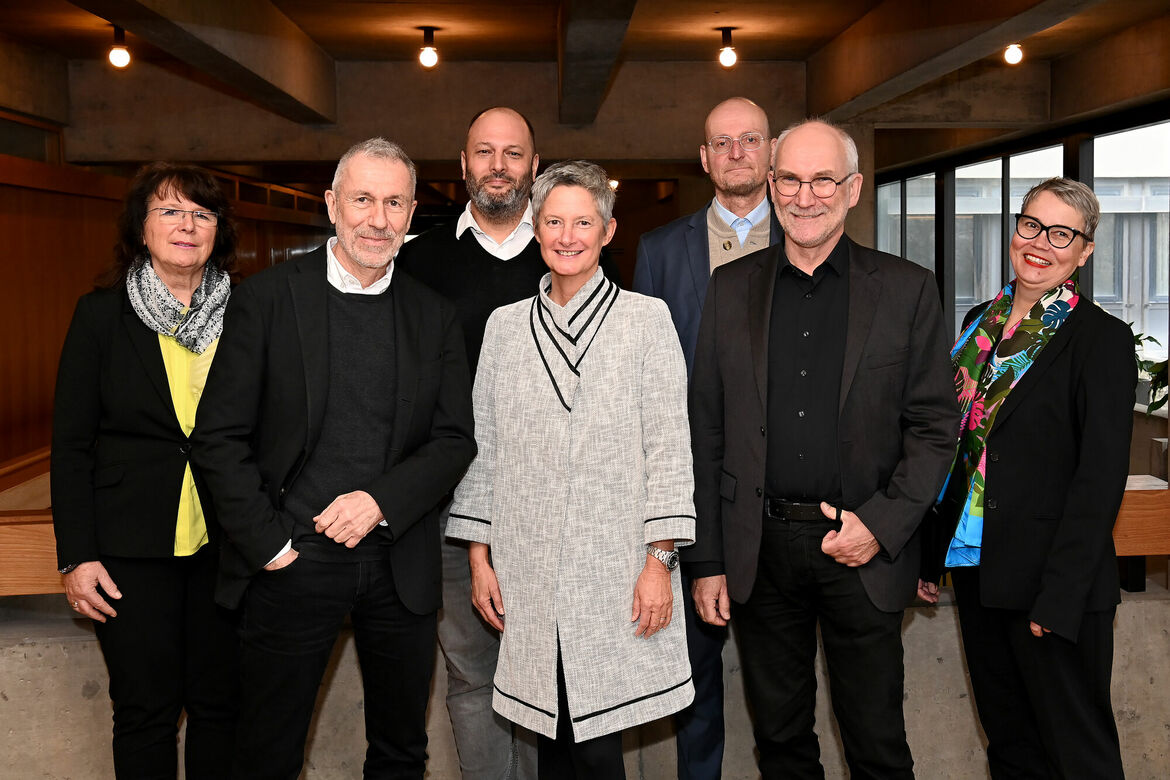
[634,97,782,376]
[193,138,476,779]
[687,119,959,778]
[632,96,780,780]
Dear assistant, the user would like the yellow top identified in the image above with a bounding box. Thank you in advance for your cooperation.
[157,333,219,556]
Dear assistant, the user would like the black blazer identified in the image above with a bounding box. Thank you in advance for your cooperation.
[687,236,960,612]
[931,299,1135,641]
[191,248,476,611]
[633,201,783,376]
[51,287,218,567]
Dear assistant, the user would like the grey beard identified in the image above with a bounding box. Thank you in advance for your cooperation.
[718,178,768,199]
[466,172,531,222]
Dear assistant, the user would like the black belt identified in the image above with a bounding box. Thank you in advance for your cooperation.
[763,498,840,523]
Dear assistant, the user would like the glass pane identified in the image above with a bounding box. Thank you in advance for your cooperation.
[905,174,934,271]
[1095,121,1170,361]
[1008,145,1062,214]
[876,182,902,256]
[954,159,1003,337]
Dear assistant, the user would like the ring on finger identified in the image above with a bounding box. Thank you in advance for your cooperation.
[72,601,79,609]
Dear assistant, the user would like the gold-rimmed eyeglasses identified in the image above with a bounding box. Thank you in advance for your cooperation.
[146,207,219,227]
[706,132,766,154]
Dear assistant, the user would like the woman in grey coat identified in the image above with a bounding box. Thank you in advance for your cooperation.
[448,160,695,778]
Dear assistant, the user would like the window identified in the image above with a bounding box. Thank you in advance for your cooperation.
[1095,122,1170,360]
[876,182,902,256]
[905,174,935,270]
[954,160,1003,336]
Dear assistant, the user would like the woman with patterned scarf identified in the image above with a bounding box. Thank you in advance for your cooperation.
[920,177,1135,778]
[52,162,239,778]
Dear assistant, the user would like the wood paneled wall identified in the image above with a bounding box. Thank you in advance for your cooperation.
[0,155,331,464]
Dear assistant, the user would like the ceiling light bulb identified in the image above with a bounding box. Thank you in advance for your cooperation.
[608,179,620,191]
[1004,44,1023,65]
[419,46,438,68]
[109,46,130,68]
[108,26,130,68]
[719,46,737,68]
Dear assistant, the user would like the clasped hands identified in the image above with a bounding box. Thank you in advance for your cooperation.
[264,490,384,571]
[467,542,676,639]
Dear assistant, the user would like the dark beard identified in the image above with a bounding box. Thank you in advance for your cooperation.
[465,170,532,222]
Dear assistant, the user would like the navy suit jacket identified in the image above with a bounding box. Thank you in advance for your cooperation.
[633,200,782,376]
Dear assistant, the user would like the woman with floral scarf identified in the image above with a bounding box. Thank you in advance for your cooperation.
[920,177,1135,778]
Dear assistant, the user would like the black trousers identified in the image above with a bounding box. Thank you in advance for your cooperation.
[233,555,437,780]
[951,567,1124,779]
[537,643,626,779]
[93,547,239,780]
[674,576,727,780]
[732,516,913,780]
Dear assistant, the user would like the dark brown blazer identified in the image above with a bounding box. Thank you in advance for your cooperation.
[191,247,476,610]
[932,299,1135,641]
[687,235,960,612]
[52,286,219,567]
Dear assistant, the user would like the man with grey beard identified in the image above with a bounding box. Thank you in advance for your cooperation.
[398,106,611,780]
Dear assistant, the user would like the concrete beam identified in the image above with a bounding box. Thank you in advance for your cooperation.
[1052,13,1170,120]
[557,0,638,126]
[809,0,1104,121]
[0,38,69,125]
[71,0,336,124]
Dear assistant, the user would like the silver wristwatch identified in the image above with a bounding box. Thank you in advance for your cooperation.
[647,545,680,571]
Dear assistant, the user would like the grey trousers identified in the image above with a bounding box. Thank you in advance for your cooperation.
[439,504,538,780]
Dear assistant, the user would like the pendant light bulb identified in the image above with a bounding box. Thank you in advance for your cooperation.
[109,26,131,68]
[1004,44,1023,65]
[717,27,737,69]
[419,27,438,69]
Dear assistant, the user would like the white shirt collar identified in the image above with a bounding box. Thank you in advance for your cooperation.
[711,194,770,229]
[455,201,535,260]
[325,236,394,295]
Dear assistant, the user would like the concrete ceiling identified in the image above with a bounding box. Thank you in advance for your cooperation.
[0,0,1165,128]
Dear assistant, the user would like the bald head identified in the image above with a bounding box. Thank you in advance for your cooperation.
[704,97,770,142]
[700,97,773,207]
[462,107,539,226]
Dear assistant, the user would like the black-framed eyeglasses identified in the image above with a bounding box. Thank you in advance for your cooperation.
[1014,214,1089,249]
[146,207,219,227]
[706,132,766,154]
[771,173,854,199]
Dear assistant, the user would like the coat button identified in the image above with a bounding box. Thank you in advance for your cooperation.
[180,443,191,455]
[989,452,1000,462]
[986,499,998,510]
[759,426,766,436]
[756,487,763,497]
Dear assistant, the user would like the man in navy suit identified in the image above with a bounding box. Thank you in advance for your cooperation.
[632,96,781,779]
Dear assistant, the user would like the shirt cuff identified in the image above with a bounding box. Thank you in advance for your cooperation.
[265,540,292,568]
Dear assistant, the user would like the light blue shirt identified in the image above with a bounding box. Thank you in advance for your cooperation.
[712,196,770,246]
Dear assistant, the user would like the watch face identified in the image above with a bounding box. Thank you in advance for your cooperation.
[665,550,680,570]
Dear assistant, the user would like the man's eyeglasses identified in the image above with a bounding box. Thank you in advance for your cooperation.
[772,173,854,199]
[147,207,219,227]
[1014,214,1090,249]
[706,132,765,154]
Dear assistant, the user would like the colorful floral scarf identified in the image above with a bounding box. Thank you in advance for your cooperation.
[941,273,1080,567]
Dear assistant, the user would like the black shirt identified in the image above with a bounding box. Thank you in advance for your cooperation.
[764,238,849,504]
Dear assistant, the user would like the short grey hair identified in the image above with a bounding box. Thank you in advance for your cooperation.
[331,137,417,198]
[1021,177,1100,240]
[530,160,615,223]
[773,117,859,175]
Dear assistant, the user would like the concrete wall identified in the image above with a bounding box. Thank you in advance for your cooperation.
[3,588,1168,778]
[63,60,806,165]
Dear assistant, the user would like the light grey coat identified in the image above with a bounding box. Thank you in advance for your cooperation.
[448,269,696,741]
